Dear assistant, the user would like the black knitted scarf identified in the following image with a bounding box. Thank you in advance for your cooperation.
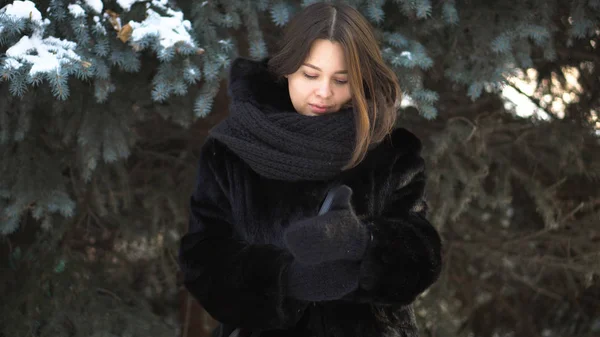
[209,57,356,181]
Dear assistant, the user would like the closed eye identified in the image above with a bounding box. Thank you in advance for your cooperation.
[303,73,348,85]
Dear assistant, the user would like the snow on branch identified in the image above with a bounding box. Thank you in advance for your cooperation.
[129,8,194,49]
[83,0,103,14]
[0,0,203,101]
[1,1,81,78]
[116,0,147,12]
[1,0,42,24]
[5,35,81,75]
[120,0,202,58]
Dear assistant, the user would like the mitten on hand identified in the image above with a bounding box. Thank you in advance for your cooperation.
[283,185,370,265]
[286,259,360,302]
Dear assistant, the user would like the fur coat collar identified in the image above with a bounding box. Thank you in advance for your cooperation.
[179,57,443,337]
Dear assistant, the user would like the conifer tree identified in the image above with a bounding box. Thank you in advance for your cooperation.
[1,1,599,336]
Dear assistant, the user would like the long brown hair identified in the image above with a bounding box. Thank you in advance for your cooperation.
[268,2,401,169]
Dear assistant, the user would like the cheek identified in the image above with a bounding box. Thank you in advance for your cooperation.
[288,81,306,110]
[336,87,352,105]
[290,80,310,101]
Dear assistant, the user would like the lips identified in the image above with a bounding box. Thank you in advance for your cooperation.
[309,104,331,114]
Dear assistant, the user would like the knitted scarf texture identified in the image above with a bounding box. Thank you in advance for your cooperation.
[209,57,356,181]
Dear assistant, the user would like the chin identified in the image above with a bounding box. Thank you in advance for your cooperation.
[298,111,319,117]
[300,107,340,117]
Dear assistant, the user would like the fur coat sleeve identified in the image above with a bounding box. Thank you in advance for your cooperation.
[344,128,443,306]
[178,142,308,330]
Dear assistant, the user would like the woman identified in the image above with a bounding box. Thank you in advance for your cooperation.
[178,2,442,337]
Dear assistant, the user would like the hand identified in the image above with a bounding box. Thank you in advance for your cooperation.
[284,185,370,265]
[286,259,360,301]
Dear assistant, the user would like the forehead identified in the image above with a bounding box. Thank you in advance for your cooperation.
[304,39,347,71]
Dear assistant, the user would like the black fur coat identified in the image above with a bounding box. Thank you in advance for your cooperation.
[178,58,443,337]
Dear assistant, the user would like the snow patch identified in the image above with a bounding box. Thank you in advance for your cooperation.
[117,0,176,13]
[6,34,81,75]
[83,0,103,14]
[104,11,122,30]
[116,0,145,11]
[153,0,168,6]
[1,1,82,76]
[1,1,42,24]
[3,58,23,70]
[68,4,85,18]
[92,15,106,35]
[128,7,195,49]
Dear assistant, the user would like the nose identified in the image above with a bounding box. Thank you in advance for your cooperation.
[316,80,332,99]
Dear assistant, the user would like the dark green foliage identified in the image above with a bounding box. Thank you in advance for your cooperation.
[1,1,599,336]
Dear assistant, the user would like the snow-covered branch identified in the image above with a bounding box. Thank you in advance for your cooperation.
[0,0,201,100]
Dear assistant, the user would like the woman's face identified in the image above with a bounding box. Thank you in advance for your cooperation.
[286,39,352,116]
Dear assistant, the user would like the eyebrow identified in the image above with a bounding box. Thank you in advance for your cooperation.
[302,63,348,74]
